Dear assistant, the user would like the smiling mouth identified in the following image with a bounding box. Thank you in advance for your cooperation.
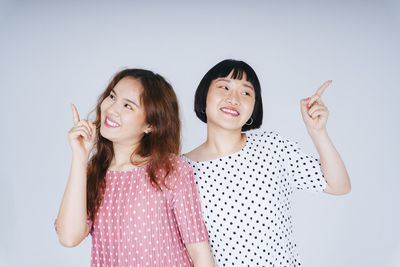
[220,107,240,116]
[104,117,120,128]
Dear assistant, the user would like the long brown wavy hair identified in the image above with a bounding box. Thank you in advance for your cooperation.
[86,69,181,222]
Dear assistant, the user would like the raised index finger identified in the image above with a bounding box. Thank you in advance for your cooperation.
[315,80,332,97]
[70,104,80,125]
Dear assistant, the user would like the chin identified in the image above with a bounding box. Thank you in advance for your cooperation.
[213,120,244,132]
[99,127,116,142]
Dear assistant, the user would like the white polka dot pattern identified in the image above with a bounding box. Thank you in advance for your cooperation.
[87,157,208,267]
[183,131,327,266]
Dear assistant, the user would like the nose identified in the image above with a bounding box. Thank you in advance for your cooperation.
[225,90,240,106]
[106,100,120,116]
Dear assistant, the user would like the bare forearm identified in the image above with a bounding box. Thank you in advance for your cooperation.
[192,256,215,267]
[186,241,215,267]
[56,155,89,247]
[309,130,351,195]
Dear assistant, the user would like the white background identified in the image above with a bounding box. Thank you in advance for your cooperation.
[0,0,399,266]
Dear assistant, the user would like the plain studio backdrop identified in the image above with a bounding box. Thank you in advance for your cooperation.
[0,0,399,266]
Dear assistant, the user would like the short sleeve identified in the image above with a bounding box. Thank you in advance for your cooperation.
[172,160,209,244]
[280,134,327,193]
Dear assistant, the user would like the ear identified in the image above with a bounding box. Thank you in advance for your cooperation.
[144,125,153,134]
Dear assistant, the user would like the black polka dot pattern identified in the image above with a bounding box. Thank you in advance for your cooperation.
[183,131,327,266]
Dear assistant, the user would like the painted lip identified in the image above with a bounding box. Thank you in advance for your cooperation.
[104,116,121,128]
[220,106,240,117]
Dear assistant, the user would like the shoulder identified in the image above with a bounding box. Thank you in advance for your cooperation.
[245,131,299,156]
[166,154,193,172]
[173,157,198,192]
[246,130,285,143]
[164,155,195,190]
[167,155,195,179]
[182,143,208,162]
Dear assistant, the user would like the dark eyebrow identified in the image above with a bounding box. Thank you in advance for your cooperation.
[215,78,254,91]
[111,89,139,107]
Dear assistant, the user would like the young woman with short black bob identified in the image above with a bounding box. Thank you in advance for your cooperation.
[183,59,351,266]
[55,69,214,267]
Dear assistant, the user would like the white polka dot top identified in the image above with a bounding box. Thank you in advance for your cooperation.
[183,131,327,266]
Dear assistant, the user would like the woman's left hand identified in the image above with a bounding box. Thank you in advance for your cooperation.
[300,80,332,136]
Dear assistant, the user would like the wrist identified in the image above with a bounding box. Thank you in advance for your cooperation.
[72,153,90,163]
[307,128,329,141]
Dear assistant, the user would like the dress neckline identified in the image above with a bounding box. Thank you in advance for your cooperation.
[107,164,148,174]
[183,133,249,164]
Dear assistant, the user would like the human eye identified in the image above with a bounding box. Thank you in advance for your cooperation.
[241,90,252,96]
[219,85,229,90]
[109,93,116,100]
[124,103,133,110]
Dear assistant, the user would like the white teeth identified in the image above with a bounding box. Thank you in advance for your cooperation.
[221,108,239,115]
[106,118,120,127]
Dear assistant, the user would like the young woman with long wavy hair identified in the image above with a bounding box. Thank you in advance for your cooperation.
[55,69,214,267]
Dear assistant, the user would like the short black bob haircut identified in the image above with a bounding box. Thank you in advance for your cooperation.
[194,59,263,132]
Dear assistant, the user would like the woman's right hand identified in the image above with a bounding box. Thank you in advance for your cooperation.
[68,104,96,159]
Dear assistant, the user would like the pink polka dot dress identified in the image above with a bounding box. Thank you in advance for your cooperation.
[87,157,208,266]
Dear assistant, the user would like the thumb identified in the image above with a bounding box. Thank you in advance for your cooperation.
[89,120,97,141]
[300,97,310,115]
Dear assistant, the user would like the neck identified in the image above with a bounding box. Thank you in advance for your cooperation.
[111,141,142,170]
[204,124,246,157]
